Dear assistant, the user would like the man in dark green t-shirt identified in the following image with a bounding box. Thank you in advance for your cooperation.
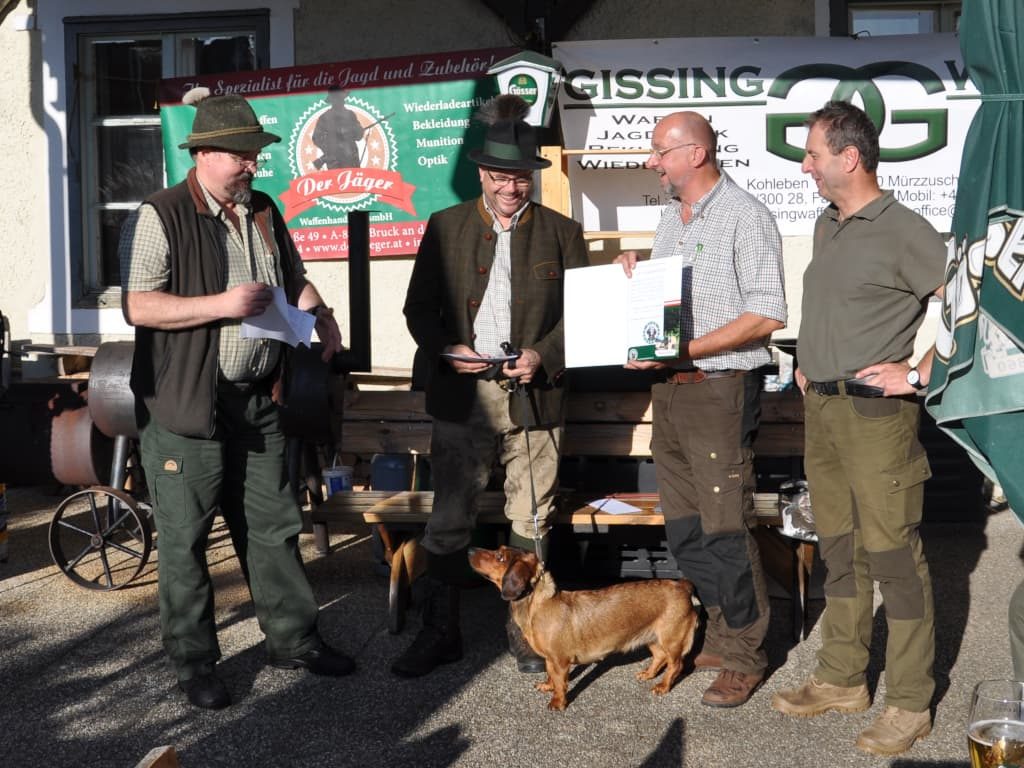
[770,101,946,758]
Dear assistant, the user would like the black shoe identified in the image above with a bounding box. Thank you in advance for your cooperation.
[506,613,546,673]
[391,625,463,678]
[269,645,356,677]
[178,673,231,710]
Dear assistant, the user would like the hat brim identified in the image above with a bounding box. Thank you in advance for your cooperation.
[467,148,551,170]
[178,132,281,152]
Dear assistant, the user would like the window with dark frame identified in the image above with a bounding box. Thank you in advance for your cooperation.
[831,1,961,37]
[65,12,269,306]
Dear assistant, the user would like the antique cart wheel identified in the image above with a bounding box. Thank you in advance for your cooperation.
[49,486,152,590]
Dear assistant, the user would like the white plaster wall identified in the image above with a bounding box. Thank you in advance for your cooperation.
[0,5,48,348]
[568,0,815,39]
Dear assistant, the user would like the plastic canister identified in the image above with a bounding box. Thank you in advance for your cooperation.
[322,465,354,496]
[370,454,413,491]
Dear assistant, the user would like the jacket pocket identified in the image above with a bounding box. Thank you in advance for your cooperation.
[532,260,562,280]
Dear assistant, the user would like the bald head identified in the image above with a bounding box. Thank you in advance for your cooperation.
[649,111,719,202]
[657,111,716,159]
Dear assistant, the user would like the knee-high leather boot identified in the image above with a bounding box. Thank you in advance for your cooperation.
[506,531,547,673]
[390,550,464,678]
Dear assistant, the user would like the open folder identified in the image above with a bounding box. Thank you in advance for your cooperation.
[564,255,684,368]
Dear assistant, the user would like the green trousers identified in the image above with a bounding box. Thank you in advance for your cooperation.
[139,382,320,681]
[804,388,935,712]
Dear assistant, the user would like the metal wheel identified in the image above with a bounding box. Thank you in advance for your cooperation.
[48,486,152,590]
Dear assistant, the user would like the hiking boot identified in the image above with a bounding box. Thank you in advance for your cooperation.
[855,706,931,756]
[701,669,764,708]
[771,675,870,717]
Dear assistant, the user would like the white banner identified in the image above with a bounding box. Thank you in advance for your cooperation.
[553,35,979,236]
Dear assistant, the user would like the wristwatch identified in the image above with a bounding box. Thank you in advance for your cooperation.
[906,367,925,390]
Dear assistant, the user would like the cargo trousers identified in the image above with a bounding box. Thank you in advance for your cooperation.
[421,379,562,556]
[652,371,770,676]
[139,381,321,682]
[804,388,935,712]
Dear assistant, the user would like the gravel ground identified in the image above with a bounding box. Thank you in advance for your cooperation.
[0,484,1016,767]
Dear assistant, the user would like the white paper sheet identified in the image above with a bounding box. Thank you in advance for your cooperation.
[564,256,683,368]
[586,497,643,515]
[240,286,316,348]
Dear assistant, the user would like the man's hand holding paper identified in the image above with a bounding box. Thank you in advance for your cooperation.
[240,285,316,348]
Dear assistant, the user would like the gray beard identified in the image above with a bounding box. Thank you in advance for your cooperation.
[230,175,253,205]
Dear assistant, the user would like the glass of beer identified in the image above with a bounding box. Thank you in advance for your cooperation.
[969,680,1024,768]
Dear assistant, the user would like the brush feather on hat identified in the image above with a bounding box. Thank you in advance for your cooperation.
[468,94,549,170]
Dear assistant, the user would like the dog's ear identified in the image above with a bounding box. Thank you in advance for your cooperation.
[500,554,536,601]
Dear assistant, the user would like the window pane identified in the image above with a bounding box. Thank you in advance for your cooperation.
[181,34,257,75]
[93,39,161,117]
[100,210,130,288]
[850,10,937,36]
[97,125,164,203]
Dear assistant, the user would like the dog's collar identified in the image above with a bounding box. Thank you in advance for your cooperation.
[531,563,545,586]
[510,565,545,602]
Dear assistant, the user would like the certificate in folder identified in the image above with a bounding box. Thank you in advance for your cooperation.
[564,256,683,368]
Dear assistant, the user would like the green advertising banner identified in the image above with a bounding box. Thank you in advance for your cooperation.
[159,48,517,260]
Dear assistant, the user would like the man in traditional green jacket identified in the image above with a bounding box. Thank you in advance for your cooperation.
[395,95,589,678]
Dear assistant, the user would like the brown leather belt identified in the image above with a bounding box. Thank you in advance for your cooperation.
[665,369,741,385]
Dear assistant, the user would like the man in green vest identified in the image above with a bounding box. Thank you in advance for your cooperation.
[119,89,353,709]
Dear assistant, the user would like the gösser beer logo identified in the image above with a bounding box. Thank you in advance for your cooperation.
[765,62,948,163]
[281,96,416,219]
[509,73,539,105]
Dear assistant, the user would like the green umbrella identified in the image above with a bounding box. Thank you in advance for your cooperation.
[926,0,1024,519]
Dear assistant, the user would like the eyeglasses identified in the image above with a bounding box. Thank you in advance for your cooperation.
[649,142,704,158]
[220,151,262,169]
[485,171,532,190]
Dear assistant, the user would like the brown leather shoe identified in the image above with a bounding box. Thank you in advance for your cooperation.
[701,668,764,708]
[693,651,724,670]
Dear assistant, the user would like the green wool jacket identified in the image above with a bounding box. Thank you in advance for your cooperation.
[404,198,589,426]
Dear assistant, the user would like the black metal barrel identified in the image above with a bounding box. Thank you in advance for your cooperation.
[88,341,138,439]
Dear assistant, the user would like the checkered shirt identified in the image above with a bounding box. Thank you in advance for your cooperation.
[472,197,529,358]
[650,172,787,371]
[119,182,300,381]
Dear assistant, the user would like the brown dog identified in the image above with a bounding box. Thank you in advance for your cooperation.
[468,545,699,710]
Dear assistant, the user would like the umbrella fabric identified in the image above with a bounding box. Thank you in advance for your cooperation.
[926,0,1024,519]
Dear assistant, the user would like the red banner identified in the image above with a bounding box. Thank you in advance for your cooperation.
[279,168,417,220]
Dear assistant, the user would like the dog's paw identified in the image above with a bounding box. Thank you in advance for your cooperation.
[650,682,672,696]
[536,679,554,693]
[547,696,568,711]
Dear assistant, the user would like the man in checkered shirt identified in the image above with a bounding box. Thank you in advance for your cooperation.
[615,110,787,708]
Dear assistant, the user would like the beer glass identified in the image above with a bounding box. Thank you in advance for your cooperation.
[969,680,1024,767]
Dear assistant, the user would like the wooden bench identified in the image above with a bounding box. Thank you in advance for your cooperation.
[310,387,816,638]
